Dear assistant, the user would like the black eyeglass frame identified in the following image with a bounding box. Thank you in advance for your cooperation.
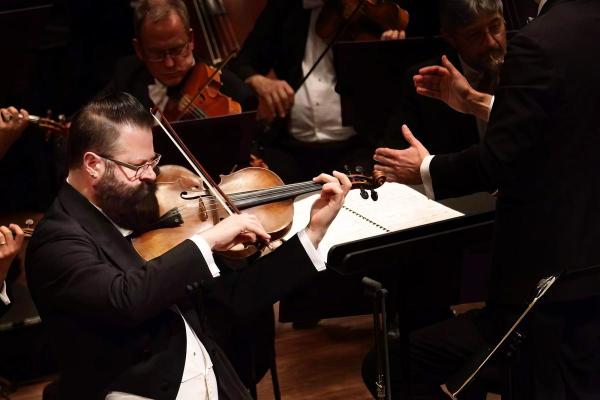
[99,153,162,180]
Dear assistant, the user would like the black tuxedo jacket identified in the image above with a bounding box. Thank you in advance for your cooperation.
[102,55,257,111]
[26,183,318,399]
[429,0,600,304]
[382,51,480,154]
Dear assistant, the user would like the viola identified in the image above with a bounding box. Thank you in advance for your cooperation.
[163,61,242,121]
[316,0,409,43]
[132,164,385,261]
[28,113,69,139]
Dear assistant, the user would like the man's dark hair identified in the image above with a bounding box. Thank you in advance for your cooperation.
[440,0,503,32]
[132,0,190,39]
[68,92,154,169]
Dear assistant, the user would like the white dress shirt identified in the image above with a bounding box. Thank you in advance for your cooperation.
[0,281,9,306]
[289,4,356,143]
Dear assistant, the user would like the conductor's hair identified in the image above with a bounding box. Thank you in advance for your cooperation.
[439,0,504,32]
[68,92,154,169]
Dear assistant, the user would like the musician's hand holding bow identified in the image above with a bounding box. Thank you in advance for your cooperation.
[200,214,271,252]
[414,55,493,121]
[0,107,30,160]
[305,171,352,248]
[0,224,25,284]
[373,125,429,185]
[246,74,295,123]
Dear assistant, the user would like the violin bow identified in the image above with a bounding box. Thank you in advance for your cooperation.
[295,0,370,92]
[151,106,239,217]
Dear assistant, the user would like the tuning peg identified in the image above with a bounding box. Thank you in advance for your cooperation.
[355,165,365,174]
[25,219,34,229]
[343,165,352,175]
[360,188,369,199]
[370,189,378,201]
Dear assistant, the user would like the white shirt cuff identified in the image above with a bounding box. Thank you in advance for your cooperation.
[420,155,436,200]
[489,95,495,111]
[298,229,326,272]
[189,235,221,278]
[0,281,10,306]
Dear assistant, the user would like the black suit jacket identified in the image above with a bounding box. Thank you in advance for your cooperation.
[429,0,600,304]
[382,51,480,154]
[26,183,319,399]
[102,55,257,111]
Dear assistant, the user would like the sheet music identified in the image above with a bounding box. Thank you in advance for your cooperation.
[284,182,464,260]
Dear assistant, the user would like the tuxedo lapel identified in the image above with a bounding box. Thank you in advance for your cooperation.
[57,184,146,272]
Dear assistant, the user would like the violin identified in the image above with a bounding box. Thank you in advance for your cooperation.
[132,111,385,260]
[28,113,69,138]
[163,60,241,121]
[132,164,385,261]
[316,0,409,43]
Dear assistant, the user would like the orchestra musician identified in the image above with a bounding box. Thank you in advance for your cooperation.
[230,0,405,183]
[380,0,506,155]
[25,92,351,399]
[101,0,256,115]
[364,0,600,398]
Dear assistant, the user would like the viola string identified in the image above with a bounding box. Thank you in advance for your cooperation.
[166,181,324,216]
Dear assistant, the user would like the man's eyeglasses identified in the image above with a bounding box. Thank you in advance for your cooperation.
[144,42,192,63]
[99,153,161,180]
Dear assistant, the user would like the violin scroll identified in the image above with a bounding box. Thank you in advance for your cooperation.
[28,112,69,137]
[346,165,386,201]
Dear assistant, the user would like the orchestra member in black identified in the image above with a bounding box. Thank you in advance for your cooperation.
[26,92,351,399]
[102,0,255,113]
[365,0,600,398]
[381,0,506,154]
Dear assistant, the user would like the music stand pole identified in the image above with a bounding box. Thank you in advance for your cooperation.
[363,277,391,400]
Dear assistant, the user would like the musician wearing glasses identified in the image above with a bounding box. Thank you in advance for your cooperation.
[101,0,255,114]
[25,92,351,399]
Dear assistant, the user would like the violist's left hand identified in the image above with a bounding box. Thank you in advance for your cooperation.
[305,171,351,248]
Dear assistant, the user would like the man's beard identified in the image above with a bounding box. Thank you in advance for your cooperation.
[482,47,506,75]
[95,165,159,233]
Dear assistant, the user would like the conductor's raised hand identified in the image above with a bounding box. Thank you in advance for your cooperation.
[413,55,473,114]
[305,171,352,248]
[200,213,271,252]
[373,125,429,185]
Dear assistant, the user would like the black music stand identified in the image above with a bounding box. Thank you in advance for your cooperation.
[333,37,447,143]
[152,111,257,180]
[363,277,392,400]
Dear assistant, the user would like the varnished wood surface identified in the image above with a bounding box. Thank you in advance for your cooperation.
[9,312,374,399]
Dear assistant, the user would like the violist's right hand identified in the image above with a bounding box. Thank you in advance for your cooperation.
[199,214,271,252]
[0,224,25,283]
[246,75,294,123]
